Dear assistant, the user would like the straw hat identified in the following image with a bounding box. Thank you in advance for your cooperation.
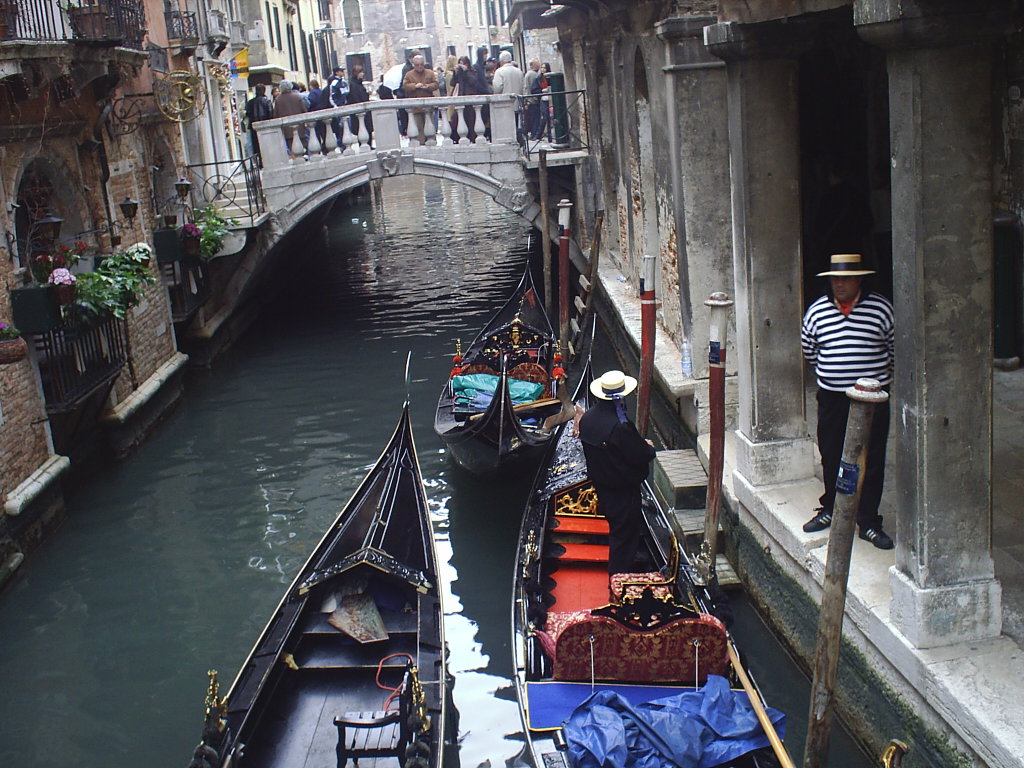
[816,253,875,277]
[590,370,638,400]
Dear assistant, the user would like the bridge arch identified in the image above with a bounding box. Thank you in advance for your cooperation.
[274,154,542,234]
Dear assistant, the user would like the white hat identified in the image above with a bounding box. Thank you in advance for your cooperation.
[816,253,875,277]
[590,370,638,400]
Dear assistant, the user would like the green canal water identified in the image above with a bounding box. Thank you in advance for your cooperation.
[0,176,866,768]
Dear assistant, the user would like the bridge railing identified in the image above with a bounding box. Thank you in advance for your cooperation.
[254,94,520,170]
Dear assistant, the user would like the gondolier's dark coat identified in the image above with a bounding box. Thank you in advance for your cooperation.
[579,399,656,575]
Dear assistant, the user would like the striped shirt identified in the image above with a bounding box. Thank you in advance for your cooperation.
[801,292,894,391]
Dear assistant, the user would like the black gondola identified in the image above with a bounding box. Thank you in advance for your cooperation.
[434,267,574,475]
[510,367,791,768]
[186,402,454,768]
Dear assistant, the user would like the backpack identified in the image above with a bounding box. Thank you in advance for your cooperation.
[248,96,272,123]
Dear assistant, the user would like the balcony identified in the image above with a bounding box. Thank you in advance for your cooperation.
[163,259,210,323]
[206,8,228,54]
[34,315,128,414]
[165,9,198,53]
[0,0,145,49]
[67,0,145,49]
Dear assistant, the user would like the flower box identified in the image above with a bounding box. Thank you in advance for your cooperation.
[9,285,62,335]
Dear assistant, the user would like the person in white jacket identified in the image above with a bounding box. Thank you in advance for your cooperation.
[491,51,524,95]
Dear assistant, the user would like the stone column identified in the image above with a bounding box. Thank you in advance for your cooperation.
[706,21,815,486]
[856,2,1012,647]
[655,15,734,384]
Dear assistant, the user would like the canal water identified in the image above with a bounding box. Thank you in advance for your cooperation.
[0,176,865,768]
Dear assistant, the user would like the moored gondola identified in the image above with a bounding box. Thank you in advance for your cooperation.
[510,366,791,768]
[434,267,575,475]
[185,401,455,768]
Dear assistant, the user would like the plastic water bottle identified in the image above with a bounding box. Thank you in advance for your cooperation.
[680,340,693,379]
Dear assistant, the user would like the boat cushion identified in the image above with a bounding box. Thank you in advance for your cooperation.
[540,610,728,684]
[451,373,545,408]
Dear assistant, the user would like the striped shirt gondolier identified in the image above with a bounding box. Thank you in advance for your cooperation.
[801,292,894,392]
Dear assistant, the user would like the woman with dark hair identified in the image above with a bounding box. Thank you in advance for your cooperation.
[347,64,371,142]
[450,55,488,143]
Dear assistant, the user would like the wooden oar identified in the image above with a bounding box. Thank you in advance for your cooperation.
[465,397,561,423]
[727,643,796,768]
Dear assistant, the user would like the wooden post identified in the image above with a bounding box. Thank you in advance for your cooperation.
[557,198,572,347]
[696,292,733,585]
[539,150,552,320]
[803,378,889,768]
[636,254,657,436]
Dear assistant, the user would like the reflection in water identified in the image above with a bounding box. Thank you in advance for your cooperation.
[0,176,533,768]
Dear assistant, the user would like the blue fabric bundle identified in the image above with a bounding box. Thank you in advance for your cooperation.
[564,675,786,768]
[452,373,544,408]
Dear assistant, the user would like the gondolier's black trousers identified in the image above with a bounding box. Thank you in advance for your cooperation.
[595,484,643,576]
[817,387,890,531]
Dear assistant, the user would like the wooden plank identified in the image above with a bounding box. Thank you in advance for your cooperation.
[554,515,609,535]
[578,274,591,292]
[574,295,586,314]
[559,542,609,563]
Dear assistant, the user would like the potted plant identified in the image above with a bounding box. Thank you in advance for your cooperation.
[64,243,156,324]
[0,321,27,364]
[48,267,77,305]
[181,221,202,257]
[194,205,237,261]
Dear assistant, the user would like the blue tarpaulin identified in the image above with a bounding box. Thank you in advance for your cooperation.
[564,675,786,768]
[451,373,544,409]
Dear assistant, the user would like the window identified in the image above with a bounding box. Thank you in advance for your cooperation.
[286,23,297,70]
[403,0,424,28]
[463,0,470,25]
[272,5,282,50]
[477,0,484,27]
[441,0,449,26]
[342,0,363,34]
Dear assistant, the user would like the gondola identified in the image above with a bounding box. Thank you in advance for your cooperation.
[186,401,455,768]
[510,366,790,768]
[434,266,575,475]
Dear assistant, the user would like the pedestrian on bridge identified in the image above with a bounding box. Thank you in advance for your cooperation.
[401,55,439,145]
[273,80,307,155]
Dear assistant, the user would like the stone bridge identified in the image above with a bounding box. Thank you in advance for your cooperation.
[253,95,578,234]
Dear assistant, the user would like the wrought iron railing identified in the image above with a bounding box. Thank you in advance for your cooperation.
[162,260,210,323]
[184,155,267,226]
[34,315,128,413]
[0,0,145,49]
[514,89,591,160]
[164,9,198,41]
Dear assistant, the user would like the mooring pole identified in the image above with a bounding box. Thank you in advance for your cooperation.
[803,378,889,768]
[557,198,573,347]
[696,292,733,586]
[636,254,657,436]
[538,150,553,320]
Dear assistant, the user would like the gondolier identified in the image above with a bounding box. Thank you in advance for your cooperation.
[576,370,656,575]
[801,253,895,550]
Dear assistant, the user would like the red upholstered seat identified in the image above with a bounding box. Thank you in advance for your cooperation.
[549,612,729,684]
[509,361,550,395]
[459,363,499,377]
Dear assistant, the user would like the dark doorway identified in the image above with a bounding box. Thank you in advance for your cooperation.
[799,13,892,306]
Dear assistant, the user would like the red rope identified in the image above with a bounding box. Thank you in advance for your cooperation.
[376,653,413,711]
